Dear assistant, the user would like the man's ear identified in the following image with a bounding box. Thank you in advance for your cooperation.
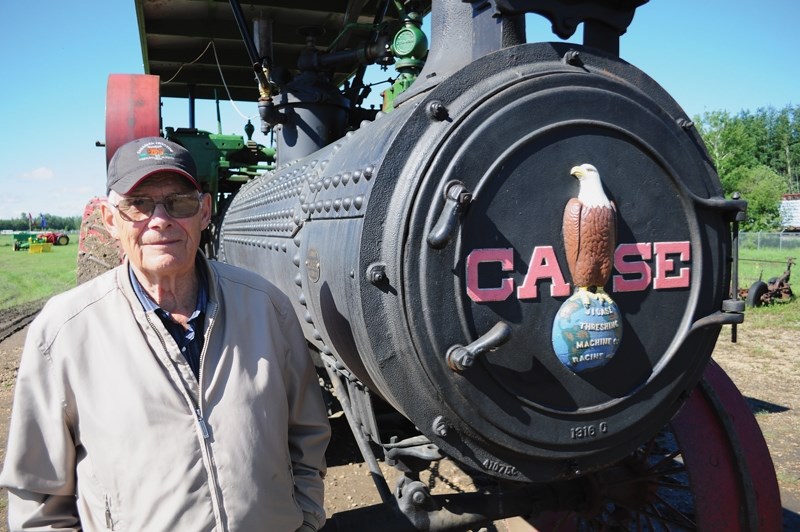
[201,193,212,228]
[100,200,120,239]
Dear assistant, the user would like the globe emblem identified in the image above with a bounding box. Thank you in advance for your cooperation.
[551,292,623,373]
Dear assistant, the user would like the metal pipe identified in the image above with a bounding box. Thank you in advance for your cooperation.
[321,481,584,532]
[228,0,270,94]
[215,89,222,135]
[323,358,393,503]
[188,84,196,129]
[731,192,743,342]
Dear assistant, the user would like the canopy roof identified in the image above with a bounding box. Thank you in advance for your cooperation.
[135,0,430,101]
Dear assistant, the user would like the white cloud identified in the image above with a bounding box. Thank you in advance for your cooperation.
[19,167,55,182]
[0,182,106,221]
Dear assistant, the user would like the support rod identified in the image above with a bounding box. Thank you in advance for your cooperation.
[323,358,393,503]
[229,0,271,94]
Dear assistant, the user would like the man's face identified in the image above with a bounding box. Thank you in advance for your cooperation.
[101,173,211,281]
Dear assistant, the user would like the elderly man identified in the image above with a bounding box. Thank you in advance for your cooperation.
[0,137,330,531]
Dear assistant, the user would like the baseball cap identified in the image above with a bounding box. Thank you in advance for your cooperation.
[107,137,200,194]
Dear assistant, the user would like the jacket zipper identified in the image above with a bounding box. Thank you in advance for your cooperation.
[144,305,224,527]
[193,300,214,439]
[105,496,115,530]
[195,408,210,438]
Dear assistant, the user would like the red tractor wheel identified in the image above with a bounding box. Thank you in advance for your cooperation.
[57,234,69,246]
[105,74,161,165]
[528,360,781,531]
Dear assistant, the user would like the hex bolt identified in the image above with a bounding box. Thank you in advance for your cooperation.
[366,263,387,286]
[411,490,427,506]
[427,100,449,121]
[677,117,694,129]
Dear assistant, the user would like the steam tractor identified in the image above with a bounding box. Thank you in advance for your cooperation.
[88,0,782,529]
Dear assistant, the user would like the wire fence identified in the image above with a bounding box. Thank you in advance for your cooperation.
[739,232,800,251]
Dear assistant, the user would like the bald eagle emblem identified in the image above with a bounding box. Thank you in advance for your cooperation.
[551,163,622,373]
[562,163,617,306]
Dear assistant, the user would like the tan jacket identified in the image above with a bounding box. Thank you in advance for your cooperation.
[0,257,330,531]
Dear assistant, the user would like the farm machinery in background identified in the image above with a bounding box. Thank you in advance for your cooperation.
[13,231,69,251]
[80,0,785,529]
[743,256,795,308]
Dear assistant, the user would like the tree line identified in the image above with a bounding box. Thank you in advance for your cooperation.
[694,104,799,231]
[0,213,82,232]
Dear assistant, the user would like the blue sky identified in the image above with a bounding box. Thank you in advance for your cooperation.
[1,0,797,221]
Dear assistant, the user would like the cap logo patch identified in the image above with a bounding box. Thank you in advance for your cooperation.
[137,142,176,161]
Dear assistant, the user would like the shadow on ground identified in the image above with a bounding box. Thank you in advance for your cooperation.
[745,396,790,414]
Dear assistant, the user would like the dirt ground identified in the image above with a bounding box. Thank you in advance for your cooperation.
[0,304,798,531]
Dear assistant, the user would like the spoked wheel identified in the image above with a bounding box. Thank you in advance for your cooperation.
[530,360,781,531]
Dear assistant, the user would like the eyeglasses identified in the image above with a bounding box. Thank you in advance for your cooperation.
[112,192,203,222]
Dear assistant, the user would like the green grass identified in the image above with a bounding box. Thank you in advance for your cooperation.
[0,234,78,312]
[743,295,799,328]
[738,247,796,288]
[737,247,798,323]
